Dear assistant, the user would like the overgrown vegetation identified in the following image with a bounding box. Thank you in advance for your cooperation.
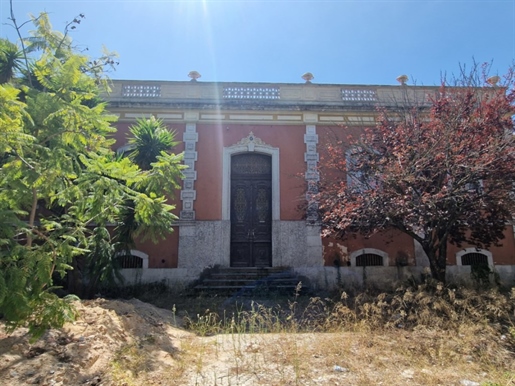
[182,283,515,337]
[102,282,515,385]
[0,7,183,337]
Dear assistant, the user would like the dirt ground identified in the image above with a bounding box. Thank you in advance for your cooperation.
[0,298,513,386]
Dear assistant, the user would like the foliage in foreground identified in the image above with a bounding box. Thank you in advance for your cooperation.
[0,11,183,337]
[319,65,515,282]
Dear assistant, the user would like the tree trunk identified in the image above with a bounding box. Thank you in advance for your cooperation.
[424,242,448,283]
[27,187,38,247]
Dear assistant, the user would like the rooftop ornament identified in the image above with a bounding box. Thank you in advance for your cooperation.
[396,74,409,85]
[486,75,500,86]
[302,72,314,83]
[188,71,201,81]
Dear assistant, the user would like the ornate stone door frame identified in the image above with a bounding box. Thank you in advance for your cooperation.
[222,133,280,267]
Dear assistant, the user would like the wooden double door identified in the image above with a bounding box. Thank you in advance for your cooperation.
[230,154,272,267]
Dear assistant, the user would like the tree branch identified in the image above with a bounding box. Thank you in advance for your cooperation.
[9,0,32,86]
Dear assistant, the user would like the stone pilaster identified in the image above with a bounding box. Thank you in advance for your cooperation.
[180,119,198,220]
[304,123,323,265]
[178,114,199,269]
[304,124,319,224]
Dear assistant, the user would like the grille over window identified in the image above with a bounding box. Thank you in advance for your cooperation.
[117,254,143,269]
[461,253,489,266]
[356,253,384,267]
[232,153,272,176]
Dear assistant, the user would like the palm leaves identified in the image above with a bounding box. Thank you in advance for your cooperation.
[0,39,24,84]
[114,117,181,251]
[126,116,178,170]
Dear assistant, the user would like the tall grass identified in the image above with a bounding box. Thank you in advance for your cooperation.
[184,282,515,337]
[109,281,515,385]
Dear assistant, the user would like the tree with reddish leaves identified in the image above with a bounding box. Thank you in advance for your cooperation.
[320,69,515,282]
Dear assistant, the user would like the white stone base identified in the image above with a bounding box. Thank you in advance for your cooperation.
[120,268,193,288]
[294,266,425,291]
[121,219,515,290]
[120,265,515,291]
[176,220,323,277]
[446,265,515,287]
[177,221,228,278]
[274,222,323,267]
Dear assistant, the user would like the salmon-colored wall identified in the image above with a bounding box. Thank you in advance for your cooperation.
[195,123,306,221]
[194,123,223,220]
[323,229,515,267]
[111,121,131,146]
[110,120,183,267]
[112,118,515,268]
[135,226,179,268]
[322,230,415,266]
[317,125,364,152]
[447,228,515,265]
[113,120,185,216]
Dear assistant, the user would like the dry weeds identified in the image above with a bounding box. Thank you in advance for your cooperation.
[0,283,514,385]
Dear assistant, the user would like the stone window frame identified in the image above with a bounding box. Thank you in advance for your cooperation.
[116,249,149,269]
[456,248,493,268]
[349,248,389,267]
[345,147,380,193]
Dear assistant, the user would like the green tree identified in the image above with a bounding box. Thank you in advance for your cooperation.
[114,117,180,254]
[0,12,184,338]
[79,117,183,298]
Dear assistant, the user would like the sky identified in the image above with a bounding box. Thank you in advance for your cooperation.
[0,0,514,86]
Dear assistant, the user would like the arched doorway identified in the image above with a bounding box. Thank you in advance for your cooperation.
[230,153,272,267]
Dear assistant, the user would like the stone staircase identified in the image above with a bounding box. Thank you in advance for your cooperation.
[194,266,308,295]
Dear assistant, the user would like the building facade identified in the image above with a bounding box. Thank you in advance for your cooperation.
[105,79,515,289]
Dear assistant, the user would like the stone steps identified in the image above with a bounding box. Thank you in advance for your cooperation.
[194,267,308,295]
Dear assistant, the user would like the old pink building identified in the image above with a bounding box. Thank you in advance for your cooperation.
[105,78,515,289]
